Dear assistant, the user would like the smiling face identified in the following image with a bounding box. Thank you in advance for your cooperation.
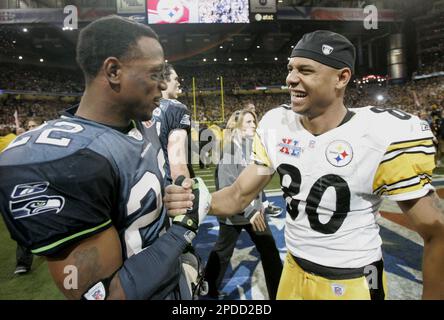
[119,36,167,121]
[286,57,341,117]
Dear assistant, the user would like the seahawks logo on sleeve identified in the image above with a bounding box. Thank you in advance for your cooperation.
[180,114,191,126]
[9,181,65,219]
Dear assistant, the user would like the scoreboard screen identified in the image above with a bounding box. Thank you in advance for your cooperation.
[147,0,250,24]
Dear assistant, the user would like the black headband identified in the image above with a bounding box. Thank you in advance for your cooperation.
[290,30,356,73]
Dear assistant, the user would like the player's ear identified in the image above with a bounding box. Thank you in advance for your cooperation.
[103,57,122,85]
[336,68,352,90]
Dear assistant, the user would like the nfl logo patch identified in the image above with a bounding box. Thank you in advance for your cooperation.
[309,140,316,149]
[128,128,143,141]
[83,282,107,300]
[331,284,345,297]
[92,289,104,300]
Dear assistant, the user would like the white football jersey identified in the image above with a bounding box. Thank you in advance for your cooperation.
[253,105,435,268]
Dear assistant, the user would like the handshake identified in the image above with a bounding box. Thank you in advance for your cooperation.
[165,176,212,233]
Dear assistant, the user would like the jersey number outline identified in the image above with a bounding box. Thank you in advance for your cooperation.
[6,121,84,150]
[370,106,411,120]
[277,164,351,234]
[124,171,163,257]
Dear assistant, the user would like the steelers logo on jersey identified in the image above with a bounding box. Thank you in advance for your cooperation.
[325,140,353,167]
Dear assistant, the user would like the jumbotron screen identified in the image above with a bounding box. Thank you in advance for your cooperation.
[147,0,250,24]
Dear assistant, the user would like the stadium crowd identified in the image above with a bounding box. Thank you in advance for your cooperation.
[0,63,443,136]
[0,64,83,93]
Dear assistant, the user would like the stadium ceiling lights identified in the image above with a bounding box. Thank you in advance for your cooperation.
[244,58,248,61]
[22,28,28,32]
[256,45,260,49]
[274,57,278,61]
[40,58,44,62]
[228,58,232,61]
[18,56,23,60]
[213,58,217,62]
[202,58,207,62]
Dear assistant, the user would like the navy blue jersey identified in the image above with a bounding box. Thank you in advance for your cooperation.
[151,98,192,183]
[0,109,168,259]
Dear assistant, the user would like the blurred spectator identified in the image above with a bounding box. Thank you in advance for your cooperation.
[27,116,44,130]
[0,126,16,152]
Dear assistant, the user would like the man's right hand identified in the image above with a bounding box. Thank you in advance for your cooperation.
[164,177,195,216]
[167,176,212,232]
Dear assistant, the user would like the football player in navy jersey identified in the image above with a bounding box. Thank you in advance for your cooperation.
[0,15,206,300]
[165,30,444,299]
[150,64,194,184]
[149,64,204,297]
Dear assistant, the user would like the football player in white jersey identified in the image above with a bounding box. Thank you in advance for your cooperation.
[165,30,444,299]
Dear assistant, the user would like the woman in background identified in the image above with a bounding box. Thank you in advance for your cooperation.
[203,109,282,300]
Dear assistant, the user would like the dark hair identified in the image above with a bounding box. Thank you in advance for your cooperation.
[164,63,174,82]
[76,15,159,81]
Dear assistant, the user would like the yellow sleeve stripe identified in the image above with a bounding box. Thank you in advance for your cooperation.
[386,138,434,153]
[381,137,435,164]
[374,175,432,196]
[381,148,435,164]
[252,132,272,168]
[373,152,435,193]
